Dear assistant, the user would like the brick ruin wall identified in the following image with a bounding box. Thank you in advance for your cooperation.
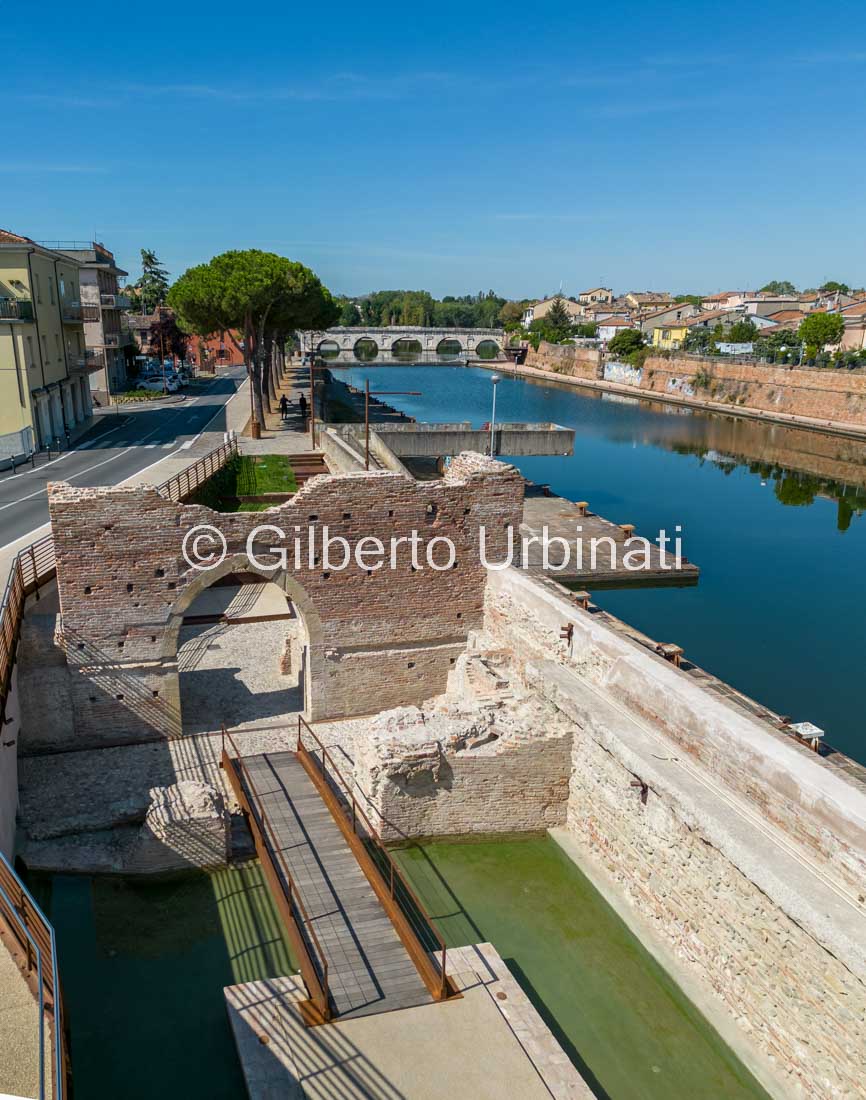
[526,341,866,425]
[484,567,866,1099]
[357,731,572,841]
[46,454,523,746]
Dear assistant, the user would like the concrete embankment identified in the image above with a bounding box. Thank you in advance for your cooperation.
[479,343,866,440]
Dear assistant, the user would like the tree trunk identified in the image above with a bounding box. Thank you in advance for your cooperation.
[245,317,265,431]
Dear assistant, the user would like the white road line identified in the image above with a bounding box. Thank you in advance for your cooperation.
[0,417,132,480]
[0,373,245,531]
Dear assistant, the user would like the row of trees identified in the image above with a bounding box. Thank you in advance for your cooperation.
[168,250,337,430]
[759,279,860,296]
[337,289,525,330]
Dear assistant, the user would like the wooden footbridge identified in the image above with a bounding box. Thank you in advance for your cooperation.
[220,719,456,1025]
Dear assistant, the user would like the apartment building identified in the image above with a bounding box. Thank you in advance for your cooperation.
[56,242,131,400]
[0,229,94,461]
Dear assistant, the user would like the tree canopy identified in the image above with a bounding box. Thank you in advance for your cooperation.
[727,319,758,343]
[148,312,188,364]
[133,249,170,314]
[759,280,797,295]
[167,249,336,428]
[820,280,850,295]
[607,328,645,357]
[799,312,845,349]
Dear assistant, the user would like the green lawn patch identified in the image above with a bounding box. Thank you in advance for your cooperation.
[189,454,298,512]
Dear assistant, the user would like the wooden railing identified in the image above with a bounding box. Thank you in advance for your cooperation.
[219,726,332,1023]
[296,715,453,1002]
[0,850,68,1099]
[0,534,56,721]
[155,436,238,503]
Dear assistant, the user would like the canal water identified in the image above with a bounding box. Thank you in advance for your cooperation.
[338,361,866,764]
[30,840,770,1100]
[395,836,770,1100]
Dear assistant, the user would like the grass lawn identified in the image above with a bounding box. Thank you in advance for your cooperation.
[190,454,298,512]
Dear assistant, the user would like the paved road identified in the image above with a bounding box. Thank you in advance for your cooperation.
[0,367,247,552]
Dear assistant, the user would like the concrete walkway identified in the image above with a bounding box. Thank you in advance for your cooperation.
[0,938,44,1100]
[225,942,592,1099]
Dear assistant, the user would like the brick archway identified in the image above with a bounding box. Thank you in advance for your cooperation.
[162,553,325,718]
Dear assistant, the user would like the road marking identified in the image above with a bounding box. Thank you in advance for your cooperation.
[0,372,246,524]
[0,417,132,480]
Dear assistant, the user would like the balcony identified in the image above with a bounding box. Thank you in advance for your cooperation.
[101,293,131,309]
[61,302,82,323]
[71,350,105,371]
[104,332,133,348]
[0,297,34,322]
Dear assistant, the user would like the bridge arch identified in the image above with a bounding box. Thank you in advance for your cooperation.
[353,337,379,361]
[475,340,501,360]
[436,337,464,356]
[391,338,423,357]
[317,339,341,358]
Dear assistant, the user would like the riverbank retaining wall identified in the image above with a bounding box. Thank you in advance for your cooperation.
[483,567,866,1099]
[526,342,866,426]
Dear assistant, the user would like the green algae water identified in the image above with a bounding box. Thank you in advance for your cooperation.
[395,835,771,1100]
[32,840,770,1099]
[29,864,297,1100]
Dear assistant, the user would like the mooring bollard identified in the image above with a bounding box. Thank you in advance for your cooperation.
[656,643,684,668]
[620,523,636,539]
[572,590,591,610]
[575,501,588,517]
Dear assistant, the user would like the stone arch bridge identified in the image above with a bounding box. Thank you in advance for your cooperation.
[298,327,505,357]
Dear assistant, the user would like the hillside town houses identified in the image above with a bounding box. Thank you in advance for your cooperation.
[522,284,866,353]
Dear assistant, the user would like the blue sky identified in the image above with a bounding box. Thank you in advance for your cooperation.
[4,1,865,298]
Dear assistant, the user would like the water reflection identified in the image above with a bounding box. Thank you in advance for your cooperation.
[334,362,866,760]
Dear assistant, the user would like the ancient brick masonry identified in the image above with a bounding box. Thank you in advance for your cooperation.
[47,454,523,744]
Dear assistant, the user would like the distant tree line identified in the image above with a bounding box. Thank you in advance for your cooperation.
[336,290,527,329]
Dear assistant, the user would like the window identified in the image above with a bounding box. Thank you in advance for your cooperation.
[26,335,34,367]
[49,277,55,305]
[34,274,41,303]
[59,276,66,299]
[55,334,62,360]
[41,335,48,360]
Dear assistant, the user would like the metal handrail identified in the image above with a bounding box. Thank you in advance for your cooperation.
[296,715,449,996]
[0,534,56,720]
[220,726,330,1015]
[0,850,65,1099]
[155,437,238,503]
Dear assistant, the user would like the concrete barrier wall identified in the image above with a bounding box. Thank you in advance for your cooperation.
[485,568,866,891]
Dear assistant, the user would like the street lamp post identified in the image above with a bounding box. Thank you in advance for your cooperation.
[489,373,502,456]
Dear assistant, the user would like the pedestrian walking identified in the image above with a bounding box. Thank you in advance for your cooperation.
[299,393,308,421]
[279,395,289,421]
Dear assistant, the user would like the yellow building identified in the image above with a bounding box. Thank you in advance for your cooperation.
[652,321,690,349]
[0,230,93,462]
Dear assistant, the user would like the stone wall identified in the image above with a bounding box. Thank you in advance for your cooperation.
[526,342,866,427]
[485,567,866,1099]
[566,732,866,1099]
[47,454,523,745]
[485,568,866,893]
[525,343,601,381]
[358,723,571,840]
